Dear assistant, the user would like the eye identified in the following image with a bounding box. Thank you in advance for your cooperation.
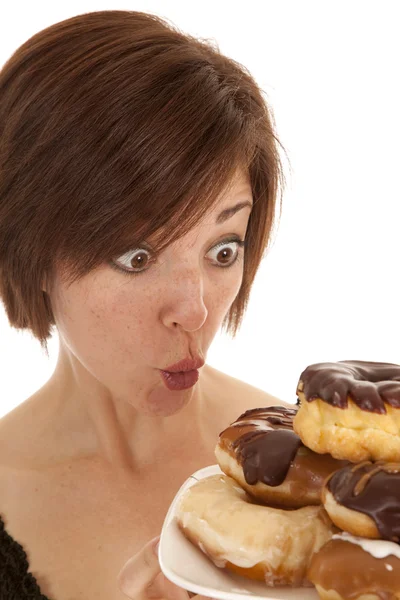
[112,247,153,273]
[110,236,245,275]
[207,237,245,268]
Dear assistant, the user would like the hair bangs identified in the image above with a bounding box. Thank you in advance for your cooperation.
[57,60,258,283]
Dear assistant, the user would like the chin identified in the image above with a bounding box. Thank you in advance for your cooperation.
[144,384,195,417]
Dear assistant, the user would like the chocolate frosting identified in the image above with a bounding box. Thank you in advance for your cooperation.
[327,462,400,541]
[220,406,302,487]
[298,360,400,414]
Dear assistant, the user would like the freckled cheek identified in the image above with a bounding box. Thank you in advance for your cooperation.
[87,289,164,359]
[53,285,154,347]
[207,273,242,323]
[92,288,158,332]
[226,266,243,300]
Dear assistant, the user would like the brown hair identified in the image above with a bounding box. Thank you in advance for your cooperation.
[0,10,285,351]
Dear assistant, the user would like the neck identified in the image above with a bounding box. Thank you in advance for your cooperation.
[29,345,216,474]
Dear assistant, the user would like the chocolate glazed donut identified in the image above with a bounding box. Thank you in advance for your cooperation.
[294,361,400,462]
[215,406,346,508]
[307,534,400,600]
[299,360,400,413]
[322,461,400,541]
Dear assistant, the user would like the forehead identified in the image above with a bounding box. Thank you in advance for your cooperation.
[105,167,254,255]
[212,169,252,209]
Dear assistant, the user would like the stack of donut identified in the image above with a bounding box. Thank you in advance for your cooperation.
[176,360,400,599]
[297,360,400,600]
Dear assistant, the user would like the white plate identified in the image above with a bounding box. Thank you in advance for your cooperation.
[159,465,319,600]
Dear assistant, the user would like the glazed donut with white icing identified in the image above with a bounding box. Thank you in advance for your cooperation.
[307,532,400,600]
[294,360,400,462]
[176,473,336,586]
[215,406,346,508]
[322,461,400,541]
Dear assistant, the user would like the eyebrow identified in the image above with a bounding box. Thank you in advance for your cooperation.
[216,201,253,224]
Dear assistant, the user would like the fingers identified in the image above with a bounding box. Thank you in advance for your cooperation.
[118,536,161,598]
[147,571,191,599]
[117,535,215,599]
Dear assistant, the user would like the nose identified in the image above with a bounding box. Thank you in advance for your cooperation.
[160,265,208,332]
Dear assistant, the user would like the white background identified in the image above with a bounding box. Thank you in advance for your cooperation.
[1,1,399,418]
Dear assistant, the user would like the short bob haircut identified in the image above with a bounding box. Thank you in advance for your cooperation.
[0,10,285,351]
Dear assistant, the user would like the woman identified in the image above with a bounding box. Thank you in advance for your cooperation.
[0,9,287,599]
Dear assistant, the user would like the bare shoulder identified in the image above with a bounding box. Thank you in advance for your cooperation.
[0,399,35,470]
[203,364,293,417]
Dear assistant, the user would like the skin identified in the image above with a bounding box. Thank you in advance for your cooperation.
[0,168,286,599]
[44,167,253,472]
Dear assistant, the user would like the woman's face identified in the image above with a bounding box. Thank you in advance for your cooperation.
[50,170,253,416]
